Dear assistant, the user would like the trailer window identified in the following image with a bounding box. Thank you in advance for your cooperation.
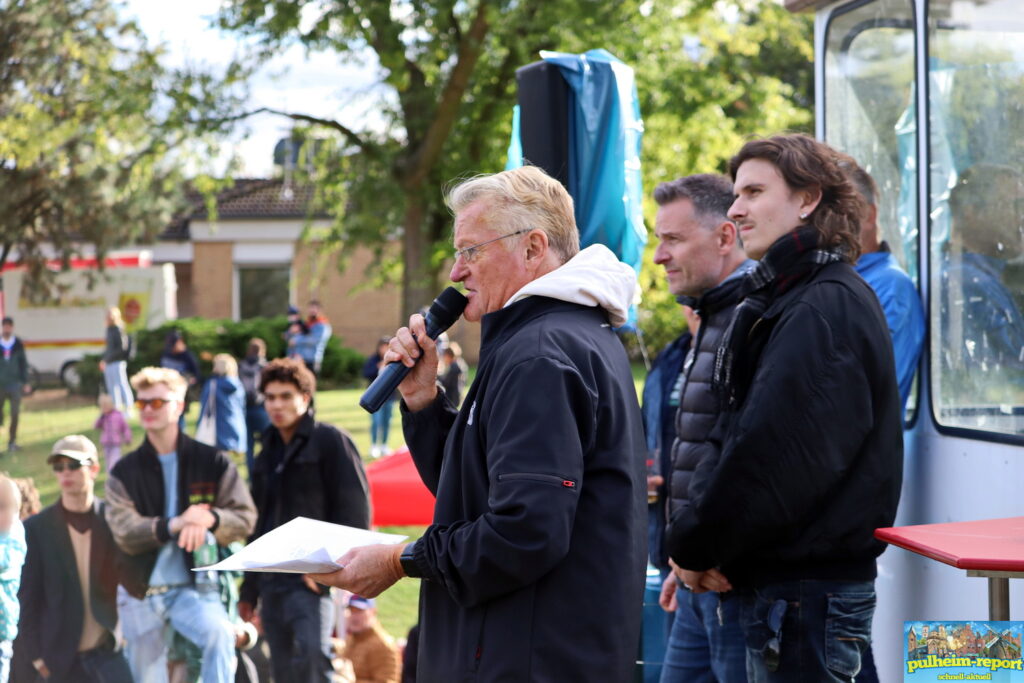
[929,2,1024,437]
[825,0,919,418]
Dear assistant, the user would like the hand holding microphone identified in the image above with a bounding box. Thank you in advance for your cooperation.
[360,287,468,414]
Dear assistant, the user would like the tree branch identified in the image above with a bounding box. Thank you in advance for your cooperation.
[193,107,377,157]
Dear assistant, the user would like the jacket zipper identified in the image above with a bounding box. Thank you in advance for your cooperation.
[496,473,577,489]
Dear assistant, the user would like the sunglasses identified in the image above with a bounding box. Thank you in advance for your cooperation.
[135,397,177,410]
[52,461,89,473]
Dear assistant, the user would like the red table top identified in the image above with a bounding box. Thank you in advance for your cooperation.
[875,517,1024,572]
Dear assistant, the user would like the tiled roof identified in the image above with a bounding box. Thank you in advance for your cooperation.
[160,178,327,240]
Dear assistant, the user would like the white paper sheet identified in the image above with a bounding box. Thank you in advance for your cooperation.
[192,517,407,574]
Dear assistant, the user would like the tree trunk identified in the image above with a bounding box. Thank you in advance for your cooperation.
[400,188,438,319]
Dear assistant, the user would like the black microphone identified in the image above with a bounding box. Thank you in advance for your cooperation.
[359,287,469,414]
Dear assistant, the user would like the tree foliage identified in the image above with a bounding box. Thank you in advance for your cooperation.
[219,0,813,335]
[220,0,656,316]
[625,0,814,356]
[0,0,247,283]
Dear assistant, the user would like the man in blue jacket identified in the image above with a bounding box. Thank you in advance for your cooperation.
[940,163,1024,406]
[293,301,332,376]
[310,166,647,682]
[844,158,925,413]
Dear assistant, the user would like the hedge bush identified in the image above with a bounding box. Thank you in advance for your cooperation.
[74,316,365,395]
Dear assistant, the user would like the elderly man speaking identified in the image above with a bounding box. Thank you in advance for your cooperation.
[312,166,647,682]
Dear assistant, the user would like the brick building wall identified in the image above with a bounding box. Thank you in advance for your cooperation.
[191,242,233,318]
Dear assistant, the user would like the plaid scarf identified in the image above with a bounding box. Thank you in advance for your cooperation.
[713,226,844,408]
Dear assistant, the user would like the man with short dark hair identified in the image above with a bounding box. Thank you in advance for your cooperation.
[0,317,30,453]
[651,173,754,682]
[239,357,370,683]
[841,158,925,412]
[16,435,132,682]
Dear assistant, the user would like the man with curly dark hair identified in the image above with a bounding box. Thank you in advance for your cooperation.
[239,357,370,683]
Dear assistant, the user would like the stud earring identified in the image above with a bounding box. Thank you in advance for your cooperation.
[800,212,808,220]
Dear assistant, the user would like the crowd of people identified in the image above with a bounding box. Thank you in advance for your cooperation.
[0,130,1014,682]
[0,356,409,683]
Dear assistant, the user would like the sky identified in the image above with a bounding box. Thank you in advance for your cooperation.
[122,0,384,178]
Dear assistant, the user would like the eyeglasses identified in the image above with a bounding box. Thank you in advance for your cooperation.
[454,229,531,264]
[135,397,177,411]
[52,461,88,473]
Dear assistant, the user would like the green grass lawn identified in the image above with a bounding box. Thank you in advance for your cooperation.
[1,364,646,640]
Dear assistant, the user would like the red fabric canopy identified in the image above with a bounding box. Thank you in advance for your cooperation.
[366,446,435,527]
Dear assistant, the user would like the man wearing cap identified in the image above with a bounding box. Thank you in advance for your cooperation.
[105,366,257,683]
[334,596,400,683]
[15,435,132,682]
[0,317,30,453]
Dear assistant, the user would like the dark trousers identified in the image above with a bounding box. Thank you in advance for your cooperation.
[261,586,334,683]
[48,646,133,683]
[0,384,21,445]
[244,405,270,480]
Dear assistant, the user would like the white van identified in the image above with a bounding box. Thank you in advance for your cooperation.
[0,254,177,387]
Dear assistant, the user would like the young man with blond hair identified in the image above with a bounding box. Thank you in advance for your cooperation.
[105,366,257,683]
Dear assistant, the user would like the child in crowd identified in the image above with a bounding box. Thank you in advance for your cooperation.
[94,394,132,471]
[0,476,26,683]
[362,337,397,458]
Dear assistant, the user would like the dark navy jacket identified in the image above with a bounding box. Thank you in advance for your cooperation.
[402,296,647,682]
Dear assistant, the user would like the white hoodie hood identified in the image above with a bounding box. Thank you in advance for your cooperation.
[503,244,638,327]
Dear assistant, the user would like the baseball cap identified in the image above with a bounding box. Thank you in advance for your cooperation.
[48,435,99,464]
[347,595,376,610]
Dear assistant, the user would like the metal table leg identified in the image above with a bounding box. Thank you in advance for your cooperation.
[989,576,1010,620]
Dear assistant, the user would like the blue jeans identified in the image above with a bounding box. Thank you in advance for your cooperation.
[103,361,133,413]
[661,587,747,683]
[260,586,335,683]
[244,404,270,478]
[370,399,395,445]
[118,586,236,683]
[739,580,874,682]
